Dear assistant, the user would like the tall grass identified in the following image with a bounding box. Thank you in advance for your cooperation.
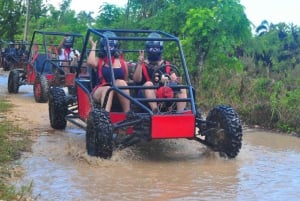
[0,98,33,200]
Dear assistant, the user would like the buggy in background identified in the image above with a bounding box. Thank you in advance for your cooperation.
[1,40,28,71]
[7,31,84,103]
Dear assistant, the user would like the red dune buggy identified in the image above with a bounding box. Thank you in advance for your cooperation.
[7,31,84,103]
[48,28,243,159]
[1,40,28,71]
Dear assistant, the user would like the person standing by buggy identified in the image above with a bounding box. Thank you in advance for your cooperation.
[87,31,130,112]
[57,35,80,73]
[132,32,187,113]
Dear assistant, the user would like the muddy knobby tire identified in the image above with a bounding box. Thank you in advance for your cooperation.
[48,87,67,129]
[86,108,113,159]
[7,70,19,93]
[206,105,243,159]
[34,74,49,103]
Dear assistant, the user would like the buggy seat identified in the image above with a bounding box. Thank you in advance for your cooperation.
[34,54,53,74]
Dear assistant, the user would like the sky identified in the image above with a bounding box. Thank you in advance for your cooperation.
[240,0,300,27]
[47,0,300,27]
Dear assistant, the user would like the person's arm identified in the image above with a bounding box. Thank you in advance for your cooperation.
[57,37,65,54]
[87,37,99,69]
[169,70,182,84]
[132,50,144,83]
[123,62,129,82]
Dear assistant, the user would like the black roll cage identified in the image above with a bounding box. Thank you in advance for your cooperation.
[79,28,196,115]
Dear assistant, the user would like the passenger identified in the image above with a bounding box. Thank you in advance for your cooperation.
[132,32,187,113]
[47,40,58,59]
[87,31,130,112]
[57,36,79,73]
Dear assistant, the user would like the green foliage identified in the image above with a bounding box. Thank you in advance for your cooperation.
[95,3,124,28]
[253,77,272,97]
[1,0,299,135]
[0,0,25,40]
[277,87,300,133]
[0,98,12,113]
[181,0,251,82]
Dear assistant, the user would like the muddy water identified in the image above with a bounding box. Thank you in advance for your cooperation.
[19,130,300,201]
[1,72,300,201]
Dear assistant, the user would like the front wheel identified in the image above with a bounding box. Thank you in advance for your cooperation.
[48,87,67,129]
[34,74,49,103]
[7,70,19,93]
[204,105,243,159]
[86,108,113,159]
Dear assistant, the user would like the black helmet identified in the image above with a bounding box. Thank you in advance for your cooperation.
[63,36,74,48]
[146,32,163,62]
[100,31,119,56]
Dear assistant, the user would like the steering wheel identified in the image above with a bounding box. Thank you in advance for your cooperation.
[151,64,181,84]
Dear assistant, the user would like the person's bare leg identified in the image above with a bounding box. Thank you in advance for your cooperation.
[61,61,70,73]
[104,91,114,112]
[176,89,187,112]
[143,81,157,110]
[115,79,130,112]
[92,86,113,112]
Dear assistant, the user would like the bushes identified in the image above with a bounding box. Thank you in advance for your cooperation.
[196,63,299,134]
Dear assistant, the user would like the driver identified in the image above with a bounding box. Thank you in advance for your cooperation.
[132,32,187,113]
[58,35,80,73]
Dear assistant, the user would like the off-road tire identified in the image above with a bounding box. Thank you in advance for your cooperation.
[68,86,76,95]
[7,70,19,93]
[196,108,203,120]
[86,108,113,159]
[34,74,49,103]
[48,87,67,129]
[195,108,205,134]
[205,105,243,159]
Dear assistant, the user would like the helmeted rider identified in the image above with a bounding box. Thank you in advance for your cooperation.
[98,31,120,59]
[133,32,187,113]
[86,31,130,113]
[58,35,80,72]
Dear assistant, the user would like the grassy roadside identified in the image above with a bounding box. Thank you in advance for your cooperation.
[0,97,33,200]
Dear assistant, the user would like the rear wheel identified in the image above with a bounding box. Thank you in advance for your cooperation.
[86,108,113,159]
[205,105,243,159]
[34,74,49,103]
[48,87,67,129]
[7,70,19,93]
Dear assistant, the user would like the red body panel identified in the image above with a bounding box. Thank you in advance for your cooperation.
[26,64,36,84]
[65,73,76,86]
[77,85,91,120]
[110,112,133,134]
[110,112,126,123]
[151,113,195,139]
[46,74,54,81]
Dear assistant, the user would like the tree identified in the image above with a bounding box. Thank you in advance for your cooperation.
[182,0,251,80]
[0,0,25,40]
[255,20,269,36]
[95,3,124,28]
